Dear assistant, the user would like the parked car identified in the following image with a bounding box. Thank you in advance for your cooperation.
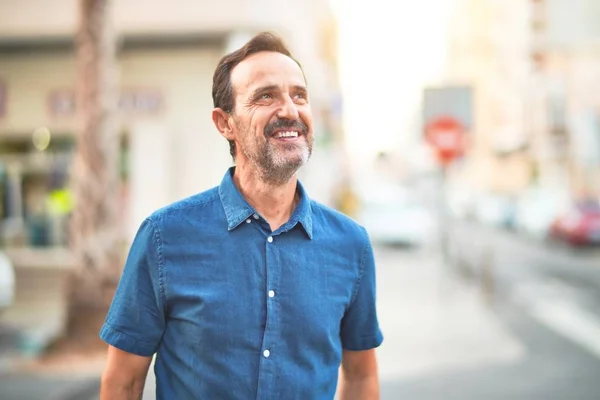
[355,183,437,246]
[473,193,516,229]
[0,251,15,311]
[549,200,600,246]
[513,188,569,240]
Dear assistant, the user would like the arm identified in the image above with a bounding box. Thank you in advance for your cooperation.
[100,345,153,400]
[99,219,165,398]
[337,349,379,400]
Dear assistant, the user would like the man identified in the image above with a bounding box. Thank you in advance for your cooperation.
[99,32,383,400]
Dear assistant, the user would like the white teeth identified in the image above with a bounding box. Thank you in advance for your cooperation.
[277,131,298,138]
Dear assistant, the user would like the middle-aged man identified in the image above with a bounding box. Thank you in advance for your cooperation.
[99,32,383,400]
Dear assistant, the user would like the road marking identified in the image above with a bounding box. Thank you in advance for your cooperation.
[529,299,600,359]
[511,279,600,359]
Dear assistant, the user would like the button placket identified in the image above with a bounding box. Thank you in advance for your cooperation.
[257,229,281,398]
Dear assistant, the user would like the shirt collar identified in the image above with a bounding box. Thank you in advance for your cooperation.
[218,167,313,239]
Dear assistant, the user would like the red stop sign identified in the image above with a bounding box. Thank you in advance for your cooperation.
[425,116,465,166]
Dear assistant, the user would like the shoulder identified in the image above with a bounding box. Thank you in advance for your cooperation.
[146,186,221,227]
[309,200,370,246]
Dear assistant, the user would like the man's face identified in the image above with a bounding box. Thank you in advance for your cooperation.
[229,51,314,184]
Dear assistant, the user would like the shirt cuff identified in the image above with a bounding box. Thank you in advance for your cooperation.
[99,322,158,357]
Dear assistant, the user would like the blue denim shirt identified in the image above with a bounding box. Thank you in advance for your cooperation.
[100,167,383,400]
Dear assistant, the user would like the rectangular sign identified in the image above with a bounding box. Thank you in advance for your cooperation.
[422,85,473,132]
[48,88,164,117]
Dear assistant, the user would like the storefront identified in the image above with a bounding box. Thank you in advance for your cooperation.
[0,37,232,250]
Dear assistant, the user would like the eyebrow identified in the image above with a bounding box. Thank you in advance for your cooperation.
[250,84,308,99]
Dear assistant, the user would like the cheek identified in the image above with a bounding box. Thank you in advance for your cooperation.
[236,118,262,139]
[300,109,314,131]
[249,121,266,138]
[253,111,278,134]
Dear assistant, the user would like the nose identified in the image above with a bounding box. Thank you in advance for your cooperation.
[276,95,300,120]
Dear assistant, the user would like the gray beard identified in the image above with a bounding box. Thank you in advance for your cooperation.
[233,114,313,185]
[244,139,312,186]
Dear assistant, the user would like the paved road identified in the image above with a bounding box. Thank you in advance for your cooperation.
[397,222,600,400]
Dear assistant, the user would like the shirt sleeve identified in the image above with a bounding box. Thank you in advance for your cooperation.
[99,218,166,357]
[340,232,384,351]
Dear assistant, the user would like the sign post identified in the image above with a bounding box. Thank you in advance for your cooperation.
[424,116,465,269]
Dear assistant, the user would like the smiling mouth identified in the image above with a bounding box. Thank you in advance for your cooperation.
[272,130,301,140]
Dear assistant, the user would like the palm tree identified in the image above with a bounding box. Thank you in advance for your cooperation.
[50,0,122,353]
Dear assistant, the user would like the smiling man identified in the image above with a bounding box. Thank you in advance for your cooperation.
[99,32,383,400]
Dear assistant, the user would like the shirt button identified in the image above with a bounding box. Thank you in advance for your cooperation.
[246,219,251,224]
[263,349,270,358]
[253,214,259,220]
[267,236,273,243]
[268,290,275,298]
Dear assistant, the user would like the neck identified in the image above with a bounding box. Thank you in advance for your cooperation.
[232,162,299,232]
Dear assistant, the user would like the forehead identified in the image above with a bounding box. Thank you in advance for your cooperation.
[230,51,306,96]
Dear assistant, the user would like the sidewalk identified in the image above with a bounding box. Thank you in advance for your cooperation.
[374,245,525,383]
[0,372,100,400]
[0,265,102,400]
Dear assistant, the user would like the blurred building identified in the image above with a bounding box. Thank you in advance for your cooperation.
[445,0,600,199]
[528,0,600,198]
[444,0,535,194]
[0,0,342,265]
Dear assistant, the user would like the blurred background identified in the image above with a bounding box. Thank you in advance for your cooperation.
[1,0,600,399]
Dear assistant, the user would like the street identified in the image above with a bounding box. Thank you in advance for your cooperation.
[379,222,600,399]
[2,224,600,399]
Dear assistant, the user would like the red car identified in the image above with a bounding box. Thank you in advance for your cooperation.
[550,201,600,246]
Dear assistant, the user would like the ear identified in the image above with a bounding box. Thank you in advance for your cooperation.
[212,108,235,141]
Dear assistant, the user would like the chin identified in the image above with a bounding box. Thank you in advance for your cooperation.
[280,153,310,169]
[285,146,311,161]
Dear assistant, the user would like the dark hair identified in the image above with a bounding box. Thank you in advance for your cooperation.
[212,32,301,159]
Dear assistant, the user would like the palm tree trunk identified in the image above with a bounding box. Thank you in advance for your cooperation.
[55,0,122,352]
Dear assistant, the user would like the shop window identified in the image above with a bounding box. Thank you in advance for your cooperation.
[0,133,129,248]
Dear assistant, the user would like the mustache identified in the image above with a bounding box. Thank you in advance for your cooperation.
[264,119,309,137]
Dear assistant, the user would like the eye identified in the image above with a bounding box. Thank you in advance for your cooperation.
[259,93,272,100]
[294,92,307,100]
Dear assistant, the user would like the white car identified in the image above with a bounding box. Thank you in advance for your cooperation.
[355,183,437,246]
[514,188,569,239]
[473,193,516,228]
[0,251,15,311]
